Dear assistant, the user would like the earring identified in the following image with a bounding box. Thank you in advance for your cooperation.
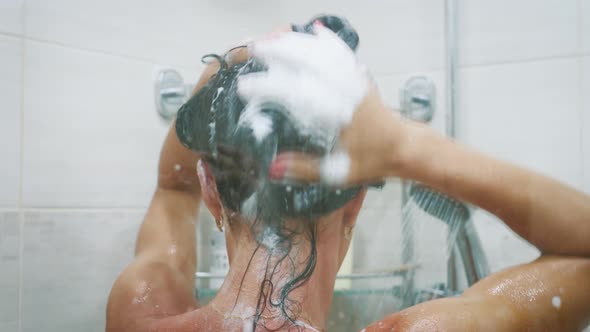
[215,217,224,232]
[344,225,354,240]
[215,209,228,232]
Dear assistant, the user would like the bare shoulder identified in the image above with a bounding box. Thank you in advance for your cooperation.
[361,296,518,332]
[106,254,200,332]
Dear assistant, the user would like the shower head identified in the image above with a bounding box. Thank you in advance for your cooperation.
[409,183,470,224]
[408,183,489,286]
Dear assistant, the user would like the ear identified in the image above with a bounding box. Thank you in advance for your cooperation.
[196,159,223,221]
[342,188,367,227]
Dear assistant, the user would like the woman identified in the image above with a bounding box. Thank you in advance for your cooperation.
[106,16,590,331]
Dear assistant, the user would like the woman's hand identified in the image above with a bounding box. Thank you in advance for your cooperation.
[266,84,423,186]
[236,25,424,186]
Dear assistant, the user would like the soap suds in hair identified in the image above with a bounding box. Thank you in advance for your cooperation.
[260,227,280,249]
[241,193,258,220]
[320,151,351,185]
[238,25,367,149]
[208,87,225,155]
[248,112,272,142]
[237,99,273,142]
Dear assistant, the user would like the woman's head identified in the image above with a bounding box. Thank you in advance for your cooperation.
[175,14,375,328]
[176,14,368,243]
[177,55,366,225]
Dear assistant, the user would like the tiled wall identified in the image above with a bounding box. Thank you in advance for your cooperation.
[0,0,588,331]
[456,0,589,273]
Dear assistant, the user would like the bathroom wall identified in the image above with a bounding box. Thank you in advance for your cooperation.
[0,0,588,331]
[455,0,589,273]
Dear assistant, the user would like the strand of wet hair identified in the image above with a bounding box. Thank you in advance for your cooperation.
[277,223,318,325]
[253,247,277,331]
[230,242,262,315]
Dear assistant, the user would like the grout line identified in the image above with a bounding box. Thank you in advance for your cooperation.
[580,0,588,192]
[0,31,24,39]
[17,0,25,330]
[457,53,584,70]
[369,53,585,78]
[17,211,23,332]
[580,57,587,190]
[1,31,584,77]
[17,34,203,70]
[578,0,584,55]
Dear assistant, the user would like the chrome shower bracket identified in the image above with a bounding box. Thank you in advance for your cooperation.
[399,76,436,123]
[155,69,193,121]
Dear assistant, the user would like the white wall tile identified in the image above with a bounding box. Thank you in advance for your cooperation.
[24,0,283,68]
[0,0,23,35]
[583,0,590,54]
[583,56,590,193]
[406,205,456,289]
[458,58,583,189]
[23,41,171,208]
[21,210,142,332]
[0,211,20,328]
[472,210,540,273]
[458,0,579,66]
[0,36,22,207]
[354,195,403,272]
[0,321,18,332]
[278,0,445,74]
[24,0,443,74]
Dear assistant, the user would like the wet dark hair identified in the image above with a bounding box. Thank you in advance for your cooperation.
[176,15,376,330]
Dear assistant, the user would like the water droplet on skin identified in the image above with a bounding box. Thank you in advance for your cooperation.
[174,164,182,171]
[552,295,561,309]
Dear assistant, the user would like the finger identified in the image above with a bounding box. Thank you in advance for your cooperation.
[225,46,249,66]
[269,152,322,183]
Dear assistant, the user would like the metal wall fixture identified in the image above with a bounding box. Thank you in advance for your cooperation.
[399,76,436,123]
[154,69,193,121]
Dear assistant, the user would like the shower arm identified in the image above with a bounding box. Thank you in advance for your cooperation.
[445,0,458,139]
